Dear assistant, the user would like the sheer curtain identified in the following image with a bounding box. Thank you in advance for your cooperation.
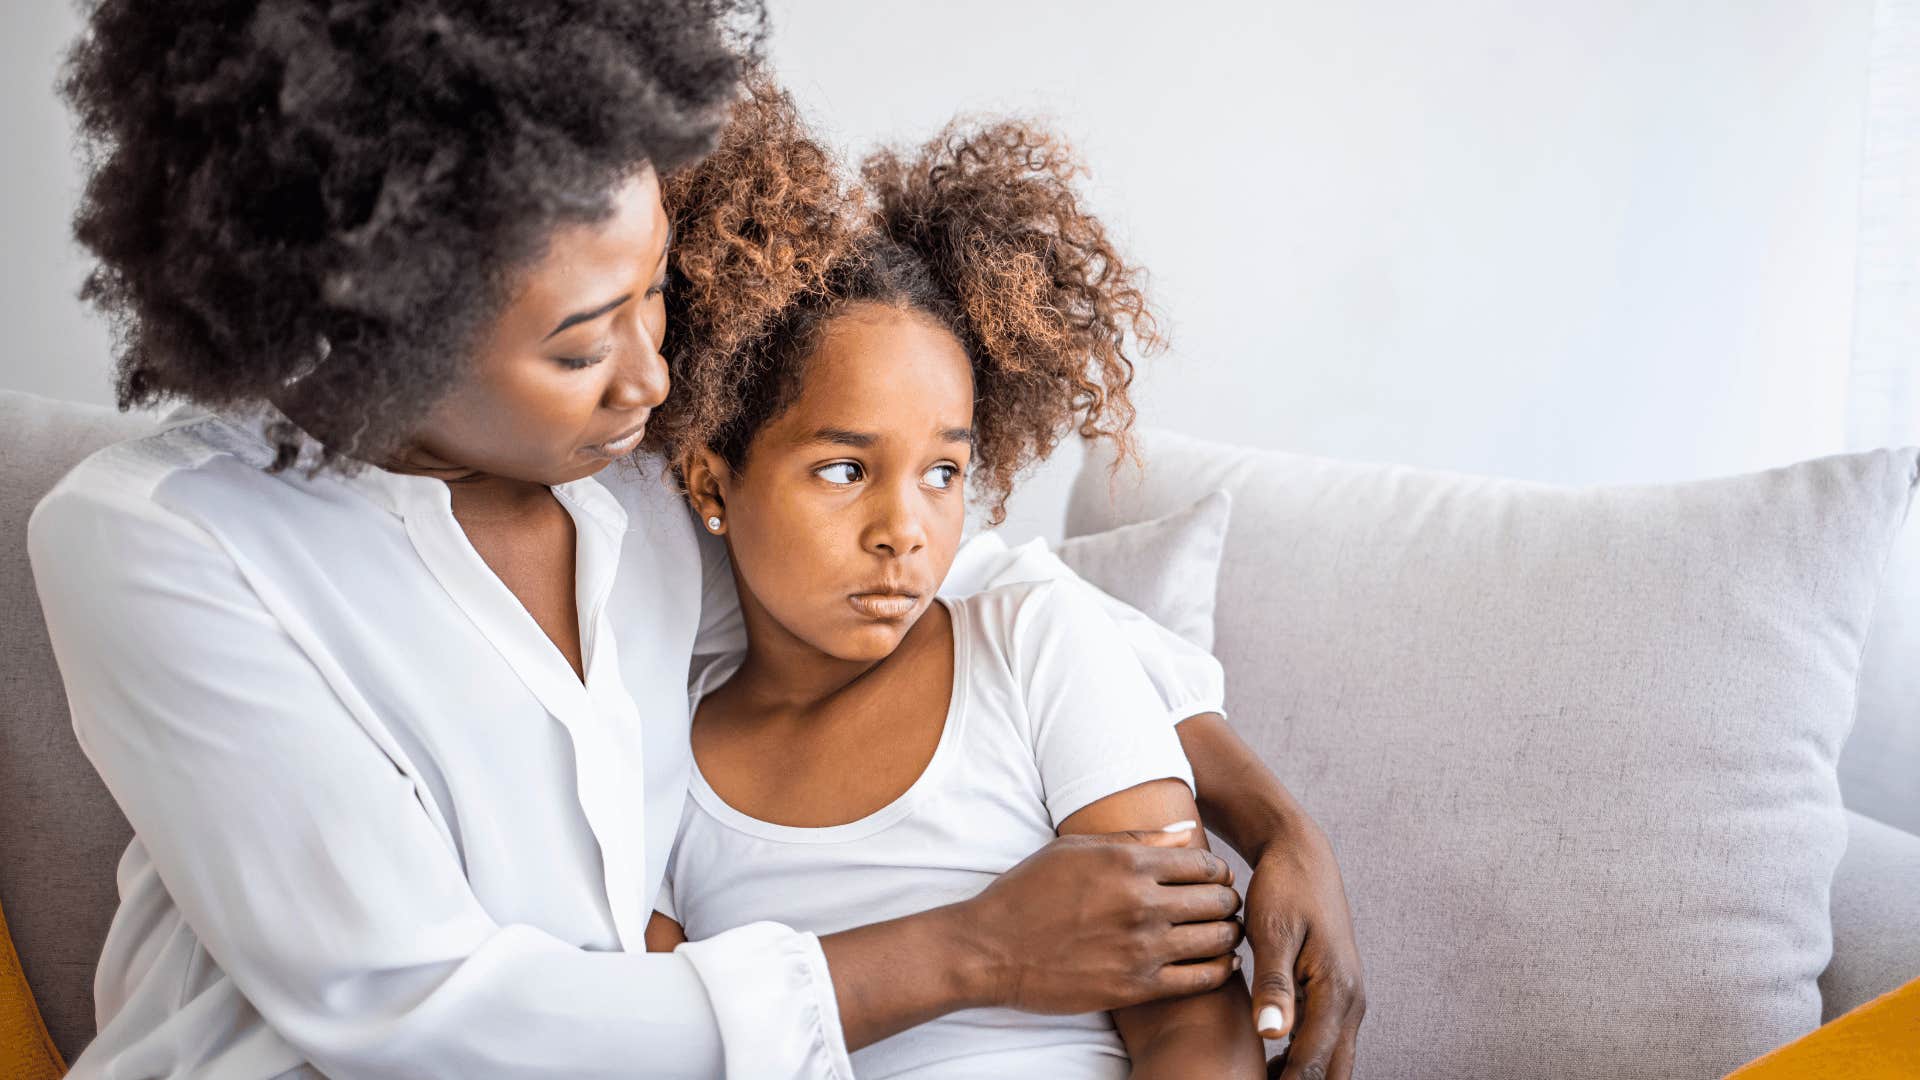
[1847,0,1919,450]
[1842,0,1920,833]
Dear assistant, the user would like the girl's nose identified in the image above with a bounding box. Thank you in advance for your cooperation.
[867,487,929,558]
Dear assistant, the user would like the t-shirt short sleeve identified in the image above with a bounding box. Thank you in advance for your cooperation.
[999,581,1198,826]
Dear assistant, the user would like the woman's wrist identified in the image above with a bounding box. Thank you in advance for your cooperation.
[818,901,999,1051]
[1178,712,1303,864]
[935,897,1008,1011]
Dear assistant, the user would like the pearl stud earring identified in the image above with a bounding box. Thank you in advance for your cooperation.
[706,516,723,532]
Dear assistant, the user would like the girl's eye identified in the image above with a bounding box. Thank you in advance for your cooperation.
[645,279,668,299]
[923,464,960,490]
[817,462,865,485]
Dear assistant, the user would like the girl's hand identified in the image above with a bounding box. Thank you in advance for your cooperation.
[956,827,1245,1015]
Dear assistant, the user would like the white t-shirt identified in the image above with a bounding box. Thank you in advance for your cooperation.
[664,580,1198,1080]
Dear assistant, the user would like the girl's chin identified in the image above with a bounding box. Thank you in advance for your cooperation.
[814,622,915,664]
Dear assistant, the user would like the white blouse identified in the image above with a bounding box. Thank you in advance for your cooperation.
[27,410,1225,1080]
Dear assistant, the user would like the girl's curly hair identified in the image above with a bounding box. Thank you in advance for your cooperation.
[653,79,1160,524]
[64,0,761,470]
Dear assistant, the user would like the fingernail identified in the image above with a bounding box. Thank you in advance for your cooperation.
[1230,954,1242,972]
[1160,820,1198,833]
[1256,1004,1286,1039]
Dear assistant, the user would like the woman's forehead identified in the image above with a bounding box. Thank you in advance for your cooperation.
[502,171,669,331]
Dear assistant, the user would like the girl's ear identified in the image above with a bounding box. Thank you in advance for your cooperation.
[682,449,733,535]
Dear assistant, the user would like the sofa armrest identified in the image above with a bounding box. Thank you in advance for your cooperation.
[1821,810,1920,1022]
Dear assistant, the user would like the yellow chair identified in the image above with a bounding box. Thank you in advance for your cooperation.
[1727,977,1920,1079]
[1,894,65,1080]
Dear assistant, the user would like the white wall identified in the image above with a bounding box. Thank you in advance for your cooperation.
[764,1,1875,541]
[1,2,109,408]
[1,3,1877,543]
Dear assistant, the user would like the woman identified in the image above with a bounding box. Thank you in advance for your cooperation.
[32,2,1363,1077]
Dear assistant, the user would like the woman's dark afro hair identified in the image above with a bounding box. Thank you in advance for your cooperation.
[64,0,762,469]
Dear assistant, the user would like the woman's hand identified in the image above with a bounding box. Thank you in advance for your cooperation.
[1176,713,1367,1080]
[820,827,1244,1051]
[1242,819,1366,1080]
[958,828,1246,1015]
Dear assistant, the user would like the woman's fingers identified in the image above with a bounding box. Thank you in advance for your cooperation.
[1156,880,1243,925]
[1275,974,1360,1080]
[1126,841,1232,886]
[1161,917,1244,962]
[1150,952,1238,998]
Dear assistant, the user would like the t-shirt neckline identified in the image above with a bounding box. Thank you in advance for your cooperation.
[687,597,971,845]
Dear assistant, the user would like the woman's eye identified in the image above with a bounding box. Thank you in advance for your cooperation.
[923,464,959,489]
[817,462,864,485]
[554,342,611,370]
[645,279,668,299]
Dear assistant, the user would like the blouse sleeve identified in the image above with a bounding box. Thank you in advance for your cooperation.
[29,482,851,1080]
[942,532,1227,725]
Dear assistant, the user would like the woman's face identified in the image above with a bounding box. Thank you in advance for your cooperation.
[709,303,975,663]
[408,168,672,486]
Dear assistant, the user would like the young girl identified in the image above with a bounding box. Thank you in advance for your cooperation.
[640,83,1265,1078]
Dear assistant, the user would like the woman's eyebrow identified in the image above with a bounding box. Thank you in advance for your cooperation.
[940,427,975,445]
[544,293,632,340]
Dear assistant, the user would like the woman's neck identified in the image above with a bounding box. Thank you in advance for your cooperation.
[385,445,555,521]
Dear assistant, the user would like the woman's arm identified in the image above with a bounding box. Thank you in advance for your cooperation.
[29,483,842,1079]
[1060,779,1265,1080]
[1180,712,1367,1080]
[819,827,1241,1049]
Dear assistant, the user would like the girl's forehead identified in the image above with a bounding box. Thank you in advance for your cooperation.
[787,306,974,428]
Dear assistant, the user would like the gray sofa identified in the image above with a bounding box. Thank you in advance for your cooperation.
[4,388,1917,1075]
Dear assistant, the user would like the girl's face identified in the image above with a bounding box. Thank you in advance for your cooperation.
[701,302,975,664]
[406,169,672,486]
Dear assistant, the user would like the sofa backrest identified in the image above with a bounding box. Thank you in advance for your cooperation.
[1065,428,1919,1079]
[0,391,157,1062]
[4,391,1917,1065]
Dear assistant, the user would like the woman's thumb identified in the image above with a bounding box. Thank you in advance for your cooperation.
[1250,919,1301,1040]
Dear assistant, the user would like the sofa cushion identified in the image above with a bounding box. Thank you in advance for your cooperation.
[0,391,158,1062]
[1822,811,1920,1022]
[1067,429,1919,1080]
[1842,520,1920,834]
[1054,489,1231,650]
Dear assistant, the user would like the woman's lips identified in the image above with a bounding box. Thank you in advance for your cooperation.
[847,592,920,620]
[586,419,648,458]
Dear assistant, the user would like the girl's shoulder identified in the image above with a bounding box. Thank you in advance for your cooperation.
[946,577,1113,672]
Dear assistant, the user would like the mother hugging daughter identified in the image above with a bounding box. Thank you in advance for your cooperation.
[32,3,1362,1077]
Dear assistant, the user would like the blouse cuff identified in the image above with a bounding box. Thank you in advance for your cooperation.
[676,922,854,1080]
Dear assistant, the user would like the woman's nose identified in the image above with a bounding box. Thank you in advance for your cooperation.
[602,318,669,412]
